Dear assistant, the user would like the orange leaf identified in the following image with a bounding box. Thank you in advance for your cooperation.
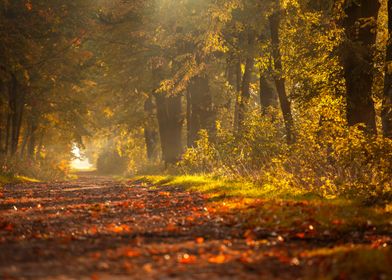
[186,216,195,222]
[332,219,344,225]
[158,191,171,197]
[195,237,204,244]
[208,254,227,264]
[107,223,130,233]
[4,223,14,232]
[295,232,305,239]
[179,254,197,264]
[88,226,98,235]
[166,223,177,231]
[124,248,141,258]
[90,252,101,260]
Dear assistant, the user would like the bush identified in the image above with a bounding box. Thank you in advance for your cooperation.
[96,149,128,174]
[178,102,392,203]
[0,156,69,181]
[179,109,287,177]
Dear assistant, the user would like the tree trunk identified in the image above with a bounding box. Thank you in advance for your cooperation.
[155,93,183,165]
[383,0,392,138]
[233,60,242,132]
[237,32,256,132]
[7,74,25,155]
[35,131,44,160]
[27,122,37,159]
[5,108,11,154]
[341,0,380,133]
[186,75,215,147]
[259,66,278,114]
[144,95,159,161]
[20,124,30,158]
[237,57,254,129]
[269,11,295,143]
[0,101,3,153]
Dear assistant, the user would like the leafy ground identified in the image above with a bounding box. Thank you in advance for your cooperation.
[0,174,391,280]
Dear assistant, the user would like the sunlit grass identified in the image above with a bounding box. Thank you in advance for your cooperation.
[141,174,305,199]
[135,175,392,235]
[0,174,40,188]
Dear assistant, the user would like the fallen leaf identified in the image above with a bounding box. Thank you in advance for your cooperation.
[196,237,204,244]
[208,254,227,264]
[179,253,197,264]
[142,263,153,273]
[124,248,141,258]
[158,191,171,197]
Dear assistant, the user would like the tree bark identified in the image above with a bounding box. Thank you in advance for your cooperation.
[155,93,183,165]
[27,122,37,159]
[20,123,30,158]
[383,0,392,138]
[233,60,242,132]
[0,98,3,153]
[269,11,295,143]
[237,32,256,133]
[144,95,159,161]
[186,75,215,147]
[341,0,380,134]
[237,57,254,129]
[7,74,25,155]
[259,66,278,114]
[35,131,45,160]
[5,108,11,154]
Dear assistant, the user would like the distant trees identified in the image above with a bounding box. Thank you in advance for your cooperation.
[112,0,391,166]
[0,0,94,162]
[2,0,392,173]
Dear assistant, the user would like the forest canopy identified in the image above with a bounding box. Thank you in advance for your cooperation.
[0,0,391,201]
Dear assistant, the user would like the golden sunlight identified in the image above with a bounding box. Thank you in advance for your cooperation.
[71,145,93,170]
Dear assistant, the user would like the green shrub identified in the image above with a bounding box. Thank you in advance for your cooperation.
[96,149,128,174]
[0,156,69,181]
[178,99,392,203]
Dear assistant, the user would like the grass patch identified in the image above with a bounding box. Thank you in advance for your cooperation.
[135,174,392,238]
[138,174,318,200]
[0,174,40,186]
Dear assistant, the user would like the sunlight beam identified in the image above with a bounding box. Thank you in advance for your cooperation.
[71,145,94,170]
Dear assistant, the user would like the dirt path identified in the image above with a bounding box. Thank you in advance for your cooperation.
[0,176,390,279]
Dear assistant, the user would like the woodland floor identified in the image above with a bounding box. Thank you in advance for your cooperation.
[0,174,391,280]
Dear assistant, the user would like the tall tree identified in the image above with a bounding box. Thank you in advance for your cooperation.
[340,0,380,133]
[237,31,256,132]
[144,95,159,160]
[187,75,215,147]
[269,8,295,143]
[155,93,183,165]
[383,0,392,138]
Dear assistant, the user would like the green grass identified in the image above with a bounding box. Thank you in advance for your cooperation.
[138,174,316,200]
[0,174,40,187]
[134,174,392,235]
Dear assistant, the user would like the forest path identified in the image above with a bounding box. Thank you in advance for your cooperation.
[0,175,304,279]
[0,176,390,279]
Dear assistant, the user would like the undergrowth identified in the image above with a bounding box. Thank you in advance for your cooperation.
[177,99,392,204]
[0,156,69,183]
